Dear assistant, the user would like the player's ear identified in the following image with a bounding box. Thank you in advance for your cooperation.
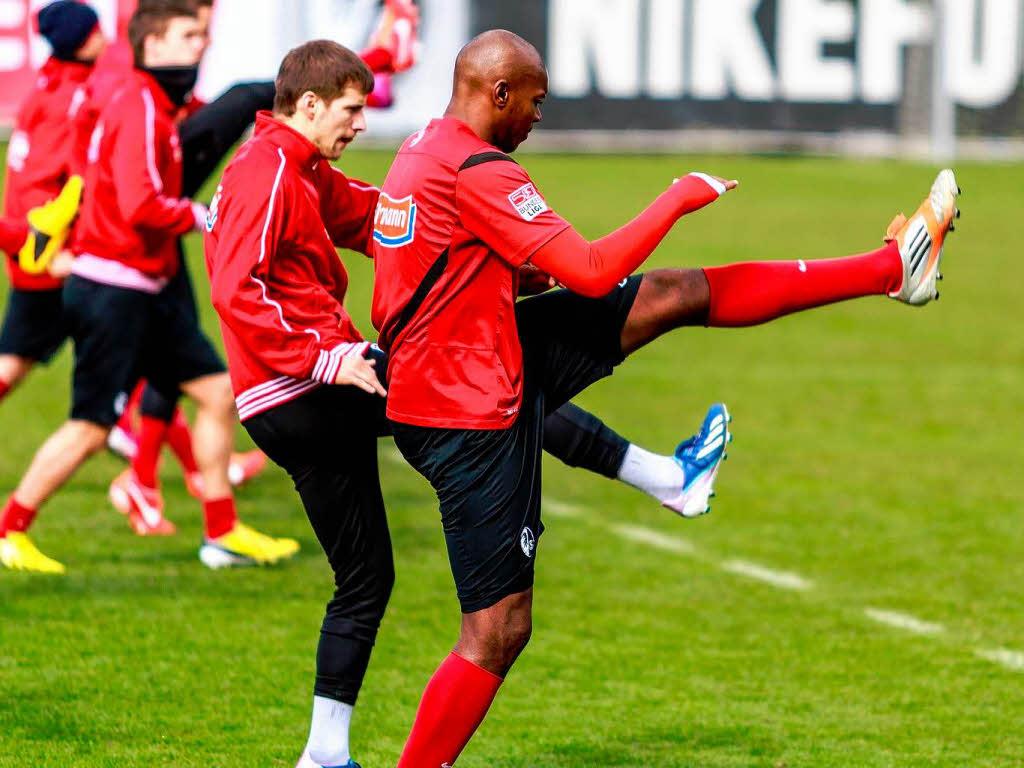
[493,80,509,109]
[299,90,318,119]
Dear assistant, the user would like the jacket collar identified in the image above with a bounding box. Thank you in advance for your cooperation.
[253,111,323,170]
[40,56,93,85]
[131,68,176,116]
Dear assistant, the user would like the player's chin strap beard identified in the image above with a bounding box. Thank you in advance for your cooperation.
[143,64,199,107]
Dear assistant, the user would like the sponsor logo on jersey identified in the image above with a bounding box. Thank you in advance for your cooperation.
[372,193,417,248]
[508,182,548,221]
[520,526,536,557]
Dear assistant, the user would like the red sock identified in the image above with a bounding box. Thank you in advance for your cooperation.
[703,242,903,327]
[0,497,37,537]
[203,496,237,539]
[166,409,199,474]
[361,45,393,73]
[0,378,10,402]
[396,652,504,768]
[133,415,170,488]
[0,218,28,256]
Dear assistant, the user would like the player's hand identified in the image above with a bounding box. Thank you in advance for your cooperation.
[712,174,738,191]
[674,174,739,192]
[46,249,74,279]
[190,202,209,233]
[334,355,387,397]
[518,262,558,296]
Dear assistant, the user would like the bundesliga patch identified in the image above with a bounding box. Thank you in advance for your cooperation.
[508,182,548,221]
[373,193,417,248]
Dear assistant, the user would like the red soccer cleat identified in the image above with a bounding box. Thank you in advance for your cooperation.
[109,469,176,536]
[228,450,269,488]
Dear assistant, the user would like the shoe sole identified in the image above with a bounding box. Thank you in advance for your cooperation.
[199,543,263,569]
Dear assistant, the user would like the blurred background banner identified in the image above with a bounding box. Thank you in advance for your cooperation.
[0,0,127,123]
[3,0,1023,157]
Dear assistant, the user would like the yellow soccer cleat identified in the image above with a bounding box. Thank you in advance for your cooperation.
[0,532,66,574]
[18,175,83,275]
[198,522,300,569]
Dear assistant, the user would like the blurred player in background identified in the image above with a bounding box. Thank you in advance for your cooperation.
[102,0,419,530]
[0,1,106,410]
[88,0,277,534]
[0,1,298,574]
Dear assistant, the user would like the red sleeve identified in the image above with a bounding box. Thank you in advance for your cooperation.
[107,90,197,236]
[320,166,380,256]
[207,160,366,384]
[529,173,727,298]
[455,159,570,267]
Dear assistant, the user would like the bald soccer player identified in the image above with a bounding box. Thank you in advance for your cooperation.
[371,30,959,766]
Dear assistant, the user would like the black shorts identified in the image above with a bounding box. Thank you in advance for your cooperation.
[63,275,225,426]
[392,275,643,614]
[0,287,70,363]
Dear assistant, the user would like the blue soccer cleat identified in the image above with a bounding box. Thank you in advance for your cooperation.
[662,403,732,518]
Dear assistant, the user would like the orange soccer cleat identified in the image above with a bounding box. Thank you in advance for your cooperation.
[887,169,960,306]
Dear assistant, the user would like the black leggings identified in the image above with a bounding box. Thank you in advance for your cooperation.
[243,380,629,705]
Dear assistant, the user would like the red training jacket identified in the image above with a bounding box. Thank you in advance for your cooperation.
[204,112,379,421]
[2,57,92,290]
[72,69,201,286]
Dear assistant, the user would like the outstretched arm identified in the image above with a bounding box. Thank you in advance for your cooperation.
[530,173,736,298]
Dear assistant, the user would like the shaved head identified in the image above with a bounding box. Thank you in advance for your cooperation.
[445,29,548,153]
[453,29,544,95]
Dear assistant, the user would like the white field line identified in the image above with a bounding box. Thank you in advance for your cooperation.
[975,648,1024,671]
[545,500,584,518]
[610,523,695,555]
[382,446,405,465]
[864,608,945,636]
[720,559,813,591]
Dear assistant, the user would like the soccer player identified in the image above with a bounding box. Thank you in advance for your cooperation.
[0,1,297,574]
[370,30,959,766]
[0,1,106,408]
[204,39,731,768]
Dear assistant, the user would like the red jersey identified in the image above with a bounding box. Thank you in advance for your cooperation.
[370,117,570,429]
[204,112,379,421]
[71,69,201,288]
[2,57,92,290]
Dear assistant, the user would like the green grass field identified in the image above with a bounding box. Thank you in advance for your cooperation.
[1,143,1022,768]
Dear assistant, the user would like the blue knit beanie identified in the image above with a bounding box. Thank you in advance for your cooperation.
[37,1,99,60]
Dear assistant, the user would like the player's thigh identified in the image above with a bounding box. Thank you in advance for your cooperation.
[245,390,392,583]
[62,277,150,426]
[0,287,70,366]
[515,275,642,412]
[392,402,545,615]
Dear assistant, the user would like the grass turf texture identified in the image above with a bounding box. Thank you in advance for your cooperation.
[1,144,1022,767]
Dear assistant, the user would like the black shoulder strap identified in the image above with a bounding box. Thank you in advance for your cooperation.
[387,247,449,351]
[458,151,517,171]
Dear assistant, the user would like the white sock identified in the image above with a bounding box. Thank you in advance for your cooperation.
[617,444,685,504]
[305,695,353,767]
